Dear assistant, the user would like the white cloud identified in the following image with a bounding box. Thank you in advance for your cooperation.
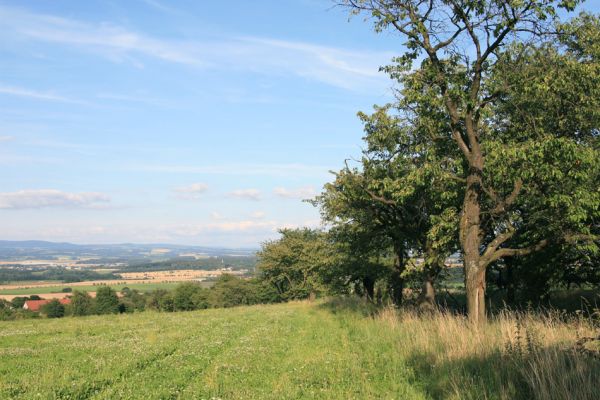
[0,5,392,92]
[0,189,110,209]
[0,135,15,142]
[229,188,261,201]
[274,185,317,199]
[173,182,208,200]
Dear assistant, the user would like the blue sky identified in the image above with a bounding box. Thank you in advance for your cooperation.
[0,1,597,247]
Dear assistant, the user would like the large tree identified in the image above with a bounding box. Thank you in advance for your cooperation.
[339,0,599,322]
[314,106,461,307]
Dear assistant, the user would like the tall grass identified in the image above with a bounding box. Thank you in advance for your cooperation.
[372,301,600,400]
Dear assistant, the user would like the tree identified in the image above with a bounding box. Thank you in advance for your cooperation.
[207,275,261,308]
[145,289,175,312]
[314,106,461,307]
[41,299,65,318]
[10,297,28,309]
[120,287,146,312]
[339,0,597,322]
[95,286,120,314]
[257,228,333,300]
[69,291,95,316]
[173,282,204,311]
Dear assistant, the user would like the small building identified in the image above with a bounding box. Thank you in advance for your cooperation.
[23,298,71,312]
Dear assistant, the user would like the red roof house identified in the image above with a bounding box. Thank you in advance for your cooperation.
[23,298,71,312]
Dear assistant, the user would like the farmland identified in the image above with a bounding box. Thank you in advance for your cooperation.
[0,282,197,301]
[1,299,598,399]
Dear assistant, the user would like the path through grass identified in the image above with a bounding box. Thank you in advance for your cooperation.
[0,301,426,399]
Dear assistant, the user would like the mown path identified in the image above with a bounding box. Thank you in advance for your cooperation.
[0,302,427,399]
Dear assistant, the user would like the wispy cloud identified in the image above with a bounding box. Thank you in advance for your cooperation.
[0,189,110,209]
[0,5,392,91]
[139,0,179,14]
[173,183,209,200]
[96,92,172,107]
[126,163,333,177]
[274,186,317,200]
[0,136,15,143]
[0,84,81,103]
[229,189,261,201]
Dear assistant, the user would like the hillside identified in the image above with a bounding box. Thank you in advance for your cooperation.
[1,300,598,399]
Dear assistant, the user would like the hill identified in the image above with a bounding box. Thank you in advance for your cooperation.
[0,240,256,261]
[0,300,598,399]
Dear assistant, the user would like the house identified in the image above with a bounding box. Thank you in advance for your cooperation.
[23,298,71,312]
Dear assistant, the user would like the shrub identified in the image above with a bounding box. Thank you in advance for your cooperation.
[69,291,95,316]
[41,299,65,318]
[95,286,119,314]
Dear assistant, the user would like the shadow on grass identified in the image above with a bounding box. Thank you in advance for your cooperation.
[317,296,380,317]
[404,344,600,400]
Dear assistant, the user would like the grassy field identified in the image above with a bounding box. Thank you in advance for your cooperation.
[0,282,209,296]
[0,299,598,399]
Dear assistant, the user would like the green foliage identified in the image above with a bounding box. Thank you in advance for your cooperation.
[94,286,120,315]
[41,299,65,318]
[10,297,27,309]
[173,282,205,311]
[69,291,95,316]
[0,267,119,284]
[257,228,332,300]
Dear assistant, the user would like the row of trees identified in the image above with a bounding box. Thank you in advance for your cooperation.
[258,2,599,322]
[0,275,281,320]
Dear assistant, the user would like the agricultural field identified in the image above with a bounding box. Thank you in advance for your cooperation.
[0,282,213,301]
[1,299,598,399]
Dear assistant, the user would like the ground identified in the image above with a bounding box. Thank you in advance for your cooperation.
[0,301,424,399]
[0,300,598,399]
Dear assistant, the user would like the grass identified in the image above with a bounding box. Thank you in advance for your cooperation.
[0,282,212,296]
[1,298,598,399]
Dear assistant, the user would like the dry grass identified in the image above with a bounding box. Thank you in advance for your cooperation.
[375,304,600,400]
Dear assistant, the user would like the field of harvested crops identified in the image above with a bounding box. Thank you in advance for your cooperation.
[0,282,217,301]
[0,300,598,399]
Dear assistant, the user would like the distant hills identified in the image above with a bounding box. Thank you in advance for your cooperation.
[0,240,257,261]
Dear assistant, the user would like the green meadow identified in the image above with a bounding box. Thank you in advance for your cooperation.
[1,299,598,400]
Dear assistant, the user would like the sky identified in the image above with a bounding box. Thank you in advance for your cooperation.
[0,0,597,247]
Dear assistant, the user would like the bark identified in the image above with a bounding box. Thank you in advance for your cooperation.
[417,275,436,310]
[461,156,486,324]
[505,259,516,304]
[362,276,375,302]
[388,246,406,306]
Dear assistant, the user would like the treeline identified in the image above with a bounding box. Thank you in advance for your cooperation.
[0,267,119,284]
[258,7,600,323]
[0,275,280,320]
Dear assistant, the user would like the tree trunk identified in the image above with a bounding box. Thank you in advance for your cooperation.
[417,275,436,310]
[388,246,405,306]
[462,161,486,323]
[362,276,375,302]
[505,259,516,305]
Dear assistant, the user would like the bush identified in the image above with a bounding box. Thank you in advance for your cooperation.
[95,286,119,314]
[208,275,262,308]
[10,297,28,309]
[69,291,95,316]
[173,282,204,311]
[41,299,65,318]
